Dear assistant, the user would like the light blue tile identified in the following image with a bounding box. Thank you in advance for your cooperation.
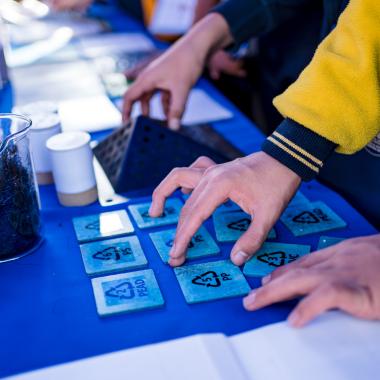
[128,198,183,229]
[149,226,220,263]
[213,211,276,242]
[80,235,148,276]
[214,201,241,214]
[92,269,164,316]
[317,236,345,250]
[72,210,134,243]
[243,242,311,277]
[281,201,347,237]
[174,260,250,304]
[287,191,311,208]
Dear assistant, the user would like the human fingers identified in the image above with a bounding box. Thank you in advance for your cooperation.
[287,282,371,327]
[122,80,152,123]
[167,87,190,130]
[243,268,323,311]
[169,183,227,266]
[182,156,216,194]
[149,168,204,217]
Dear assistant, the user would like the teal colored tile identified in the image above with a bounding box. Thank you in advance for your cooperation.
[213,211,276,242]
[72,210,134,243]
[287,191,311,208]
[174,260,250,304]
[149,226,220,263]
[243,242,311,277]
[80,235,148,276]
[92,269,164,316]
[214,201,241,214]
[128,198,183,229]
[281,201,347,237]
[317,236,345,250]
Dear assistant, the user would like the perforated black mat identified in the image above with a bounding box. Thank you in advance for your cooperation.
[93,116,242,193]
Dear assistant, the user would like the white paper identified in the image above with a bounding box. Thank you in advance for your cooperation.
[119,88,233,125]
[231,311,380,380]
[78,33,155,58]
[6,335,247,380]
[149,0,197,35]
[59,95,122,132]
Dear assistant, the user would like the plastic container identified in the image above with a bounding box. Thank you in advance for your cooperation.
[0,114,42,262]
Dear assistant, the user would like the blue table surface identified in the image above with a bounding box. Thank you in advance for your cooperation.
[0,5,378,378]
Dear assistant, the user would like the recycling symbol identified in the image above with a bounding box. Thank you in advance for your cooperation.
[257,251,300,267]
[292,211,319,224]
[85,220,100,230]
[166,238,194,249]
[92,246,132,261]
[192,271,221,287]
[227,218,250,231]
[105,281,135,300]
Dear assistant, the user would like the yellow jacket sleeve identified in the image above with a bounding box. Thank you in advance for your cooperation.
[273,0,380,154]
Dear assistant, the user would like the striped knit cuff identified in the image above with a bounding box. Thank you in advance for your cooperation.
[262,119,336,181]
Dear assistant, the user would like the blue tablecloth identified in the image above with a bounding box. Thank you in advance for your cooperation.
[0,5,377,378]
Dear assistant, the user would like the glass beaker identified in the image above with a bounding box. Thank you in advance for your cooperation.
[0,114,42,262]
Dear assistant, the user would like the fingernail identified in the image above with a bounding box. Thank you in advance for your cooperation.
[233,250,249,265]
[261,275,271,285]
[148,204,156,216]
[288,312,301,327]
[243,290,256,309]
[169,118,180,130]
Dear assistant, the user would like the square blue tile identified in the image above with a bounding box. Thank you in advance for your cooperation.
[80,235,148,276]
[214,200,241,214]
[317,236,346,250]
[281,201,347,237]
[287,191,311,208]
[128,198,183,229]
[72,210,134,243]
[174,260,250,304]
[213,211,276,242]
[243,242,311,277]
[149,226,220,263]
[92,269,164,316]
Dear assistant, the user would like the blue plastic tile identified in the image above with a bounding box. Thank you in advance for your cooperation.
[174,260,250,304]
[214,200,241,214]
[287,191,311,208]
[149,226,220,263]
[243,242,311,277]
[317,236,346,250]
[72,210,134,243]
[92,269,164,316]
[80,235,148,276]
[213,211,276,242]
[128,198,183,229]
[281,201,347,237]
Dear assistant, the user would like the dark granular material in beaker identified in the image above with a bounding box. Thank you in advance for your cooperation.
[0,144,41,260]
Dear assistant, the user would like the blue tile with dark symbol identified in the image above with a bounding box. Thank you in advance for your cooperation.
[91,269,164,316]
[80,235,148,276]
[174,260,250,304]
[280,201,347,237]
[317,236,346,250]
[149,226,220,263]
[128,198,183,229]
[72,210,134,243]
[213,211,276,242]
[243,242,311,277]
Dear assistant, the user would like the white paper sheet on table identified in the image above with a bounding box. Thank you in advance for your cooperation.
[78,33,155,58]
[117,89,233,125]
[7,312,380,380]
[149,0,197,35]
[59,95,122,132]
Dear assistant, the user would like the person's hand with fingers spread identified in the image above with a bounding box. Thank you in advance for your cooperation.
[243,234,380,327]
[149,152,301,267]
[122,13,233,130]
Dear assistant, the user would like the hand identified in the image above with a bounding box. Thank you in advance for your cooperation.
[149,152,301,266]
[208,50,247,80]
[122,13,233,129]
[48,0,92,11]
[244,234,380,327]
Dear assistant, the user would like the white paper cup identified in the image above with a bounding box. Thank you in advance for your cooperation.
[13,101,59,116]
[29,113,61,185]
[46,131,98,207]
